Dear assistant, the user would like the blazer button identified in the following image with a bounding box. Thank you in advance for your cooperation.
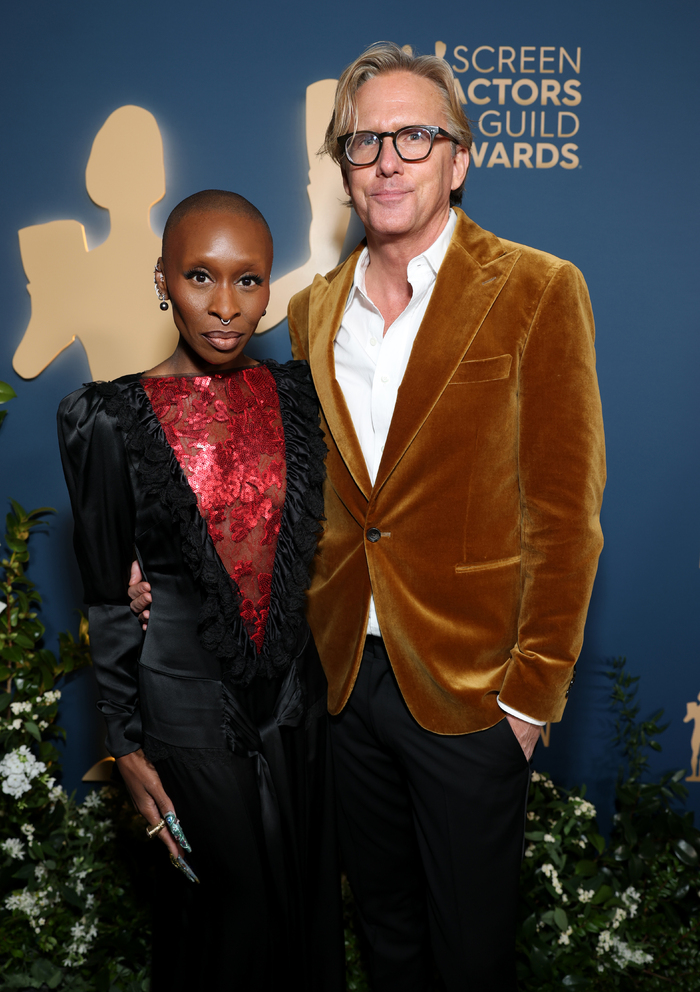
[366,528,381,543]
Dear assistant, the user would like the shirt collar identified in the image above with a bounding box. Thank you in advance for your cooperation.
[347,208,458,310]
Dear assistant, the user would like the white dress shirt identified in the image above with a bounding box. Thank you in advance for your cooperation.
[333,210,543,727]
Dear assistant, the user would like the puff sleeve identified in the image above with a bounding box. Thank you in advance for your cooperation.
[57,384,143,757]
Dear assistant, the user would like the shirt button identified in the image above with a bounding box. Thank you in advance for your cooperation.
[366,528,381,543]
[381,375,389,383]
[369,337,377,346]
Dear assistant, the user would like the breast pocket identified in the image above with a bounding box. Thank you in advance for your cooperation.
[448,354,512,385]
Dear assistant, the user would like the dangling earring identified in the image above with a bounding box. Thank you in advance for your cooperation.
[154,266,169,311]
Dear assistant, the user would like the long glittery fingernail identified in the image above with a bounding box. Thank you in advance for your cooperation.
[169,852,199,884]
[164,811,192,853]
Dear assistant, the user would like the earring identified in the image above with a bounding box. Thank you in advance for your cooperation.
[154,266,169,311]
[262,310,267,316]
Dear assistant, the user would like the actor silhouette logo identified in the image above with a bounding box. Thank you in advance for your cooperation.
[12,83,350,382]
[684,692,700,782]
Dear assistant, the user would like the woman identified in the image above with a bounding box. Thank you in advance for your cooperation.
[57,190,343,991]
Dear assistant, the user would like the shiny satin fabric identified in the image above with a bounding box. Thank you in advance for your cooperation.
[57,360,343,990]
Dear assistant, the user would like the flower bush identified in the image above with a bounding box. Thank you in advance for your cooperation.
[0,500,151,991]
[516,658,700,990]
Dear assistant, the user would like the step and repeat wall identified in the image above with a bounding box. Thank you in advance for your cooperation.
[1,0,698,826]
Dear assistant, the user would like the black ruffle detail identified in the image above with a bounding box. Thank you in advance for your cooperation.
[96,361,325,687]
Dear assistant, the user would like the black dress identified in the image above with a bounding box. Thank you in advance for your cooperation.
[57,361,344,992]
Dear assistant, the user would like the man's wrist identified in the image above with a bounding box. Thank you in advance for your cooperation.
[497,697,546,727]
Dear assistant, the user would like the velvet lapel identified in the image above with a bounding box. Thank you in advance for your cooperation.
[307,245,372,511]
[373,211,521,497]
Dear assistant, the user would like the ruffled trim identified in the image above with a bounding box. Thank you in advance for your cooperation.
[96,360,325,687]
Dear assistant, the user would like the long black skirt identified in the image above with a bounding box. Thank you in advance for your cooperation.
[148,643,344,992]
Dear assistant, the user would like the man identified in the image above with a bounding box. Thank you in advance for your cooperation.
[131,42,604,991]
[286,43,604,991]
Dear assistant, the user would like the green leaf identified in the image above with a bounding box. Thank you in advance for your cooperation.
[12,863,36,879]
[673,839,699,867]
[59,883,85,909]
[31,959,63,987]
[589,832,605,855]
[628,853,645,882]
[562,976,590,988]
[0,691,11,711]
[26,505,56,518]
[553,906,568,931]
[672,879,690,900]
[0,381,17,403]
[528,946,551,979]
[24,720,41,741]
[13,632,34,648]
[591,884,613,905]
[574,859,598,877]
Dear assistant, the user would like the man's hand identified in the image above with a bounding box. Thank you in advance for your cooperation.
[128,560,151,630]
[506,713,541,761]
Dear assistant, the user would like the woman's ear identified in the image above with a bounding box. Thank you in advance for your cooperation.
[154,257,168,300]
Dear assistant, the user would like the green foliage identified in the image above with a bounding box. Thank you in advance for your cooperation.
[517,658,700,990]
[0,503,151,991]
[0,379,17,430]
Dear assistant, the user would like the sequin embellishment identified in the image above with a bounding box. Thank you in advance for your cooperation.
[142,367,286,652]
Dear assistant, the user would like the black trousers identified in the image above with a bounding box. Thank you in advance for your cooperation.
[330,636,531,992]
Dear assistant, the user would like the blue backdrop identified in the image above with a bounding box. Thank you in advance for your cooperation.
[1,0,699,828]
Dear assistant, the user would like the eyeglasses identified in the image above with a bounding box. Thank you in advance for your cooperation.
[337,125,459,166]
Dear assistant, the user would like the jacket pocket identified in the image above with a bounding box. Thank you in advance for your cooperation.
[448,354,512,384]
[455,554,521,574]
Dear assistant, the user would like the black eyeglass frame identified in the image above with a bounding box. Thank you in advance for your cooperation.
[336,125,460,165]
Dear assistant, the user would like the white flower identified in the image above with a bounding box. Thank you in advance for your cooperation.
[577,837,587,848]
[41,690,61,705]
[540,863,563,896]
[558,926,573,945]
[531,771,542,782]
[524,844,535,858]
[0,745,47,798]
[1,838,26,860]
[35,863,47,882]
[38,720,49,730]
[543,833,556,843]
[611,906,627,929]
[62,914,99,967]
[10,719,22,730]
[20,822,35,839]
[621,887,641,918]
[568,796,597,818]
[527,811,536,821]
[82,789,103,810]
[577,887,595,903]
[10,701,33,716]
[597,929,652,968]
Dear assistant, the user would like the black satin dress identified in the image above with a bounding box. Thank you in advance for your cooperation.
[57,361,344,992]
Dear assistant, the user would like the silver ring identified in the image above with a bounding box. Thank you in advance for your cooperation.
[220,318,231,326]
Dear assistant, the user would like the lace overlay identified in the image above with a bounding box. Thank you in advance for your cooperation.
[142,367,286,652]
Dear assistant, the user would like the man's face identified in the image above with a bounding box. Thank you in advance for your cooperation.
[342,71,469,246]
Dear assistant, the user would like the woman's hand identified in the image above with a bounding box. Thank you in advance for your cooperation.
[128,560,152,630]
[116,749,183,858]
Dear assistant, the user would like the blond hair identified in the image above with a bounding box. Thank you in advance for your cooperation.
[324,42,472,206]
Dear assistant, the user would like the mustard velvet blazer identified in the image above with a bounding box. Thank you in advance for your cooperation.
[289,208,606,735]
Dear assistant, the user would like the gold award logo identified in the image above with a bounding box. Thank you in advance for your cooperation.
[13,83,349,382]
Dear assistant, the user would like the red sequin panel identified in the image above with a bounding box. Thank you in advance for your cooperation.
[142,367,286,652]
